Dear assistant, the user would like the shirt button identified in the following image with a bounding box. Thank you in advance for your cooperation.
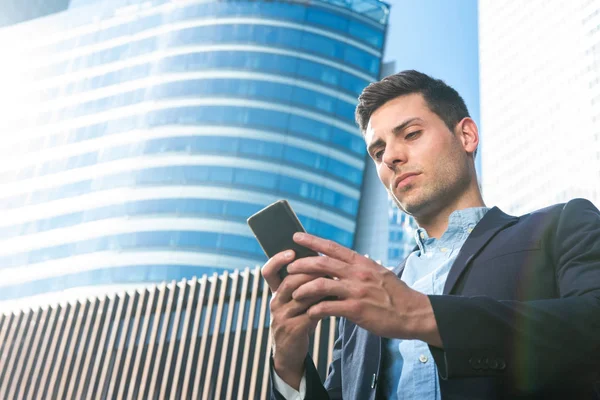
[440,248,448,253]
[467,228,473,233]
[420,232,425,239]
[419,354,428,363]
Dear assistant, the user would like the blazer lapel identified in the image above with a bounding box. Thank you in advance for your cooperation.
[393,257,408,278]
[443,206,518,294]
[392,245,418,278]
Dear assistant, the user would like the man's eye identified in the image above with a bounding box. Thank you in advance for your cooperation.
[374,150,384,160]
[406,131,421,139]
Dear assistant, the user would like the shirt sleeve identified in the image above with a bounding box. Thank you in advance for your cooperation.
[271,367,307,400]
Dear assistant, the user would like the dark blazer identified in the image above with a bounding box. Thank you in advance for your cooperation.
[271,198,600,399]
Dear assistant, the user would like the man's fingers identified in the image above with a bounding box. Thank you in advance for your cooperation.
[292,277,349,301]
[272,273,322,306]
[293,232,359,265]
[261,250,295,292]
[287,254,347,278]
[306,298,359,321]
[281,295,329,319]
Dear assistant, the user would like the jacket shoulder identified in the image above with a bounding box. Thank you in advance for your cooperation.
[517,198,598,221]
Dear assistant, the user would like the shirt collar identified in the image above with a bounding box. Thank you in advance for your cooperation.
[415,207,490,254]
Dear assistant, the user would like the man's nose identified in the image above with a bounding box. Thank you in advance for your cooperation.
[382,145,406,170]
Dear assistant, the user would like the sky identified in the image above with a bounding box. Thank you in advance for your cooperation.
[382,0,481,174]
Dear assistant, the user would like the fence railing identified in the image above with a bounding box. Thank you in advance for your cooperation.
[0,267,338,399]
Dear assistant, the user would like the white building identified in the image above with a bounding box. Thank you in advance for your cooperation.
[479,0,600,215]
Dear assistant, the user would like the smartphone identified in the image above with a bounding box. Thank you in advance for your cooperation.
[247,200,318,280]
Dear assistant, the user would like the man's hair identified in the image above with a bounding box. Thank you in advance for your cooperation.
[355,70,471,136]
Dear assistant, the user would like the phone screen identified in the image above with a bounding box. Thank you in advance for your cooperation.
[247,200,318,278]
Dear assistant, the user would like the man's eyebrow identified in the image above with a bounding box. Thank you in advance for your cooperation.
[367,137,385,156]
[391,117,424,135]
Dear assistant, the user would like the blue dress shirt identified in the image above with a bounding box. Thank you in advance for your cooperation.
[382,207,490,400]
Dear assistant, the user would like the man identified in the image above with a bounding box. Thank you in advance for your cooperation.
[262,70,600,399]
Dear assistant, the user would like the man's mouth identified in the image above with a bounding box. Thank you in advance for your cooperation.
[394,173,420,190]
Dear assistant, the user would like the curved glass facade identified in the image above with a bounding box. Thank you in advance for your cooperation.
[0,0,388,303]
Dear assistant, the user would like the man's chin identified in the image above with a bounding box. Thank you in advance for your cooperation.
[393,198,419,216]
[400,203,419,216]
[392,187,433,215]
[396,196,430,217]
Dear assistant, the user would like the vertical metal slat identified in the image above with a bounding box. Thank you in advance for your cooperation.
[116,289,147,400]
[56,300,91,400]
[95,293,127,400]
[6,308,42,400]
[169,277,198,400]
[20,307,51,400]
[138,282,168,399]
[0,313,15,366]
[160,279,188,400]
[97,291,132,400]
[237,268,261,400]
[260,325,274,400]
[84,295,119,400]
[0,309,30,398]
[213,272,239,400]
[46,302,80,399]
[248,271,271,400]
[201,272,230,400]
[313,319,323,371]
[38,304,71,398]
[0,315,5,344]
[147,280,178,399]
[226,268,250,400]
[191,273,219,399]
[0,312,22,388]
[70,298,104,400]
[28,305,60,400]
[181,275,209,400]
[106,290,139,399]
[126,286,159,400]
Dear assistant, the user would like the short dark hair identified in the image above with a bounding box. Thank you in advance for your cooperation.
[355,70,470,135]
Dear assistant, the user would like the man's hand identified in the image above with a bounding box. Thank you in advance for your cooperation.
[287,233,443,346]
[262,250,327,390]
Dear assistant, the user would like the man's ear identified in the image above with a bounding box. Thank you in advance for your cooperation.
[456,117,479,156]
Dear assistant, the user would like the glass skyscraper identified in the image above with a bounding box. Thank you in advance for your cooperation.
[0,0,70,28]
[0,0,389,307]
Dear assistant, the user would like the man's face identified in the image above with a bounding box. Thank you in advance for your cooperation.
[365,93,472,218]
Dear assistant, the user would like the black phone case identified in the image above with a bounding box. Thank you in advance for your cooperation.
[247,200,318,279]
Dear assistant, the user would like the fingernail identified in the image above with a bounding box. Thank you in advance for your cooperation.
[284,251,294,259]
[293,232,305,240]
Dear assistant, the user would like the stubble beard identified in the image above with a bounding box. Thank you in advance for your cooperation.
[390,181,438,218]
[390,167,471,220]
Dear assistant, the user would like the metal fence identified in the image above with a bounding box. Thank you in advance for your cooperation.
[0,267,338,399]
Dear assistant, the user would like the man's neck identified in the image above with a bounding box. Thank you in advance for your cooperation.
[415,188,486,239]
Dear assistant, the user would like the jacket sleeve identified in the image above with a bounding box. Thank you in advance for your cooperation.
[270,318,344,400]
[428,198,600,390]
